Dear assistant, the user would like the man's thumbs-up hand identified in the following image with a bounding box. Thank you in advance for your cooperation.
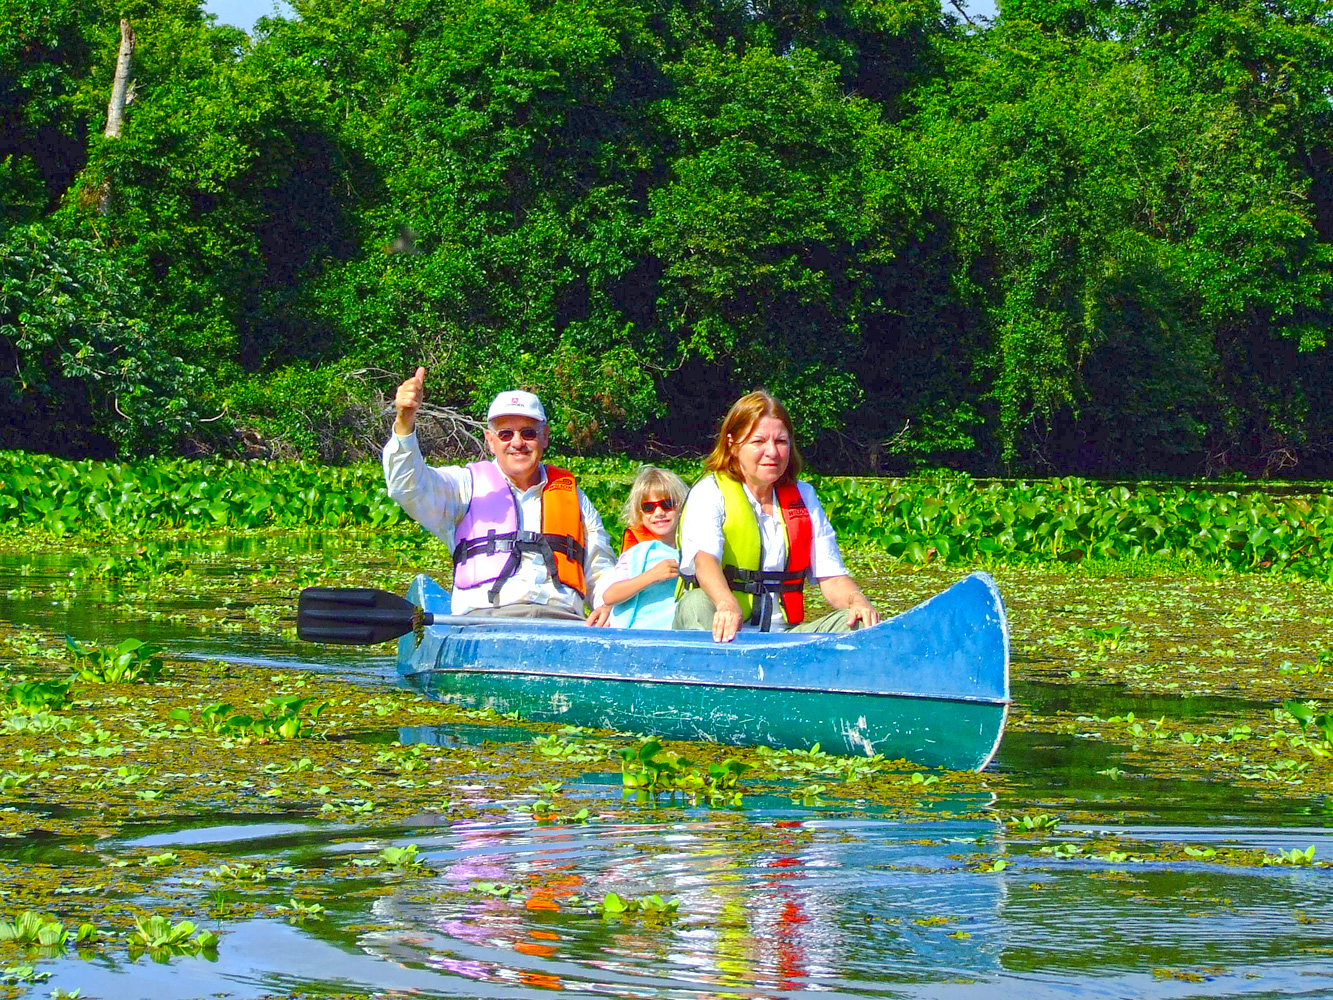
[393,367,426,435]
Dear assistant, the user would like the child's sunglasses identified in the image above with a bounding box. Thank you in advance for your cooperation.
[493,427,540,442]
[640,498,677,514]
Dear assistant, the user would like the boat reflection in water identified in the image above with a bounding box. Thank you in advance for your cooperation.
[361,807,1008,997]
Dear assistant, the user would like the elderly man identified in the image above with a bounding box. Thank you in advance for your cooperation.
[382,367,615,621]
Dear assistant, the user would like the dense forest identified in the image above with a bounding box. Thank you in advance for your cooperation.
[2,0,1331,476]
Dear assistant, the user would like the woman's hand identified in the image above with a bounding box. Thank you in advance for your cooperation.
[844,596,880,630]
[585,605,611,627]
[819,575,879,630]
[712,599,744,643]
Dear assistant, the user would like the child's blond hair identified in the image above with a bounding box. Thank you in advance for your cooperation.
[621,466,689,527]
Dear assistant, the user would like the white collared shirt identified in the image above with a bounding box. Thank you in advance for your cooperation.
[677,475,848,625]
[382,432,614,616]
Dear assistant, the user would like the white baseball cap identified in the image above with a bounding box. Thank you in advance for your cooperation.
[486,389,547,423]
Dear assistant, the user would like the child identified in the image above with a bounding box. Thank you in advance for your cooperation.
[593,467,688,629]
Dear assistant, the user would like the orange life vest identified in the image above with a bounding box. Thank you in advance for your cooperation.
[620,524,659,555]
[541,466,587,596]
[452,462,587,602]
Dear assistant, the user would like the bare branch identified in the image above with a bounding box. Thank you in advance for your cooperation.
[948,0,977,27]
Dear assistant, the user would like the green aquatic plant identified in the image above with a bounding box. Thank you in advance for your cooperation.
[71,546,191,583]
[378,844,430,871]
[619,740,747,807]
[1008,814,1061,833]
[1040,843,1084,858]
[207,863,267,883]
[0,453,406,534]
[183,696,329,740]
[520,781,592,824]
[65,636,164,683]
[532,733,612,763]
[0,771,34,792]
[8,453,1333,579]
[275,898,325,923]
[0,966,49,985]
[599,892,679,922]
[1083,626,1128,652]
[127,914,218,957]
[755,743,886,783]
[0,911,66,947]
[1262,846,1316,866]
[1281,700,1333,747]
[792,783,827,806]
[471,882,520,899]
[1,710,74,734]
[2,679,70,711]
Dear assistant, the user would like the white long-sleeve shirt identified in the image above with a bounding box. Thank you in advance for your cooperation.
[382,432,614,617]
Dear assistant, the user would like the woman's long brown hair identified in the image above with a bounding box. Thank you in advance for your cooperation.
[702,391,803,486]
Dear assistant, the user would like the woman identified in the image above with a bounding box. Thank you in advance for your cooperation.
[674,391,880,642]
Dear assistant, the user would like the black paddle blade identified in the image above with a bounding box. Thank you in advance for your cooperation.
[297,587,431,645]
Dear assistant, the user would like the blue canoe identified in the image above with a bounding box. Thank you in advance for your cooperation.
[396,571,1010,770]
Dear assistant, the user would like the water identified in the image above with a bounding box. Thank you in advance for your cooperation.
[3,536,1333,999]
[32,814,1333,998]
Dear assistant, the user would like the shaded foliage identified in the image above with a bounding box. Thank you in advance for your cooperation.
[0,224,200,454]
[0,0,1329,475]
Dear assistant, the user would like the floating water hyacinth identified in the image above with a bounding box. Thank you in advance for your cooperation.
[4,452,1333,578]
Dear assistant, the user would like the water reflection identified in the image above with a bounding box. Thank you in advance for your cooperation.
[366,816,1007,996]
[347,816,1333,998]
[24,806,1333,997]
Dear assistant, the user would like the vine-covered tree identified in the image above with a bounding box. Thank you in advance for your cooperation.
[0,0,1328,473]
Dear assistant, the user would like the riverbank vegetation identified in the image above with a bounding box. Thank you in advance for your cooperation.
[4,0,1333,477]
[4,452,1331,580]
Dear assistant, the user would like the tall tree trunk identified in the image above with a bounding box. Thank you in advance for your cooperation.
[104,19,135,139]
[96,18,135,215]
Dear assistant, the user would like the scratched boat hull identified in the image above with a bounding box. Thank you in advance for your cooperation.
[396,571,1010,770]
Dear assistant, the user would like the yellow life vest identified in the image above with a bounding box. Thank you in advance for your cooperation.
[679,474,812,628]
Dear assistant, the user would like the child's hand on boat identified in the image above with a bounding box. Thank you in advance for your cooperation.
[585,605,612,627]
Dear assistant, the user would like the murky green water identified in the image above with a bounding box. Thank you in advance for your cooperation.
[3,533,1333,999]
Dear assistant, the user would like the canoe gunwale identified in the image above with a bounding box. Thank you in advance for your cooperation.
[401,661,1012,706]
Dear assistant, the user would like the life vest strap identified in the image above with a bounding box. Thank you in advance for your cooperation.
[678,567,803,630]
[723,565,805,594]
[453,529,588,603]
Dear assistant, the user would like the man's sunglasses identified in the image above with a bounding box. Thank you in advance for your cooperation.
[493,427,540,442]
[640,498,677,514]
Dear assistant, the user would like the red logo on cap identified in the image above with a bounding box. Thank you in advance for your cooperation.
[511,395,521,403]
